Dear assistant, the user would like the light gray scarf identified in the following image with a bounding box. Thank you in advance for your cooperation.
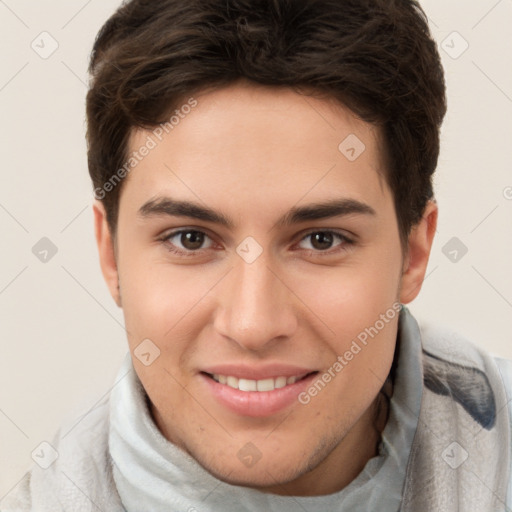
[401,317,512,510]
[2,307,511,511]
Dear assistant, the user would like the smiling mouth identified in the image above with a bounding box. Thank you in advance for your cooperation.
[202,372,318,392]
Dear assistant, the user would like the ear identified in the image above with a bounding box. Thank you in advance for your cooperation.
[92,200,122,307]
[399,199,438,304]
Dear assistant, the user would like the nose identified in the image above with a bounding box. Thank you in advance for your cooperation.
[213,252,298,352]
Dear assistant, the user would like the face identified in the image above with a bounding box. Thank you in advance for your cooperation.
[94,81,437,495]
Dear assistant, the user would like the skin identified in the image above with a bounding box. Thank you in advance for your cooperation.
[93,80,437,496]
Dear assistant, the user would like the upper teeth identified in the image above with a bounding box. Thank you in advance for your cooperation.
[212,374,300,392]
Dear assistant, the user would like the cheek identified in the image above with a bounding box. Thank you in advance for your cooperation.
[117,246,211,348]
[294,256,401,341]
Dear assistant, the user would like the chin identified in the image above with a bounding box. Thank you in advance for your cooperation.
[212,466,301,492]
[195,450,308,491]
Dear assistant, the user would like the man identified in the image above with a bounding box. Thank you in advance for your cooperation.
[3,0,511,510]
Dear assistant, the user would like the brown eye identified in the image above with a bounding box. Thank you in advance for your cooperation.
[161,229,214,256]
[179,231,206,250]
[309,232,335,251]
[297,230,353,255]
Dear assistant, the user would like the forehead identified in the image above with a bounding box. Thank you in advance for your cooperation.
[121,82,391,223]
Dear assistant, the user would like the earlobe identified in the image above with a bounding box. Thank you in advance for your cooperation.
[92,200,122,307]
[399,200,438,304]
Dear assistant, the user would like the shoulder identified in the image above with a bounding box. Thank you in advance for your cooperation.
[414,312,511,385]
[494,356,512,393]
[0,473,31,512]
[415,316,512,428]
[402,313,512,509]
[1,393,123,512]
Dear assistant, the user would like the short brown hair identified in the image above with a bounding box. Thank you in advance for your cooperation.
[86,0,446,247]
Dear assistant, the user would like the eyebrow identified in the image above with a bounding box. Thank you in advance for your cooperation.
[138,196,376,229]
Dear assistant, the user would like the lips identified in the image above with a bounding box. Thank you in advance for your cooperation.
[199,365,318,417]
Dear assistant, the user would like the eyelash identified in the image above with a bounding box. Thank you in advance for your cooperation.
[158,228,355,258]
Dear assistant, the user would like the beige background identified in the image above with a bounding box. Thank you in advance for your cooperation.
[1,0,511,498]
